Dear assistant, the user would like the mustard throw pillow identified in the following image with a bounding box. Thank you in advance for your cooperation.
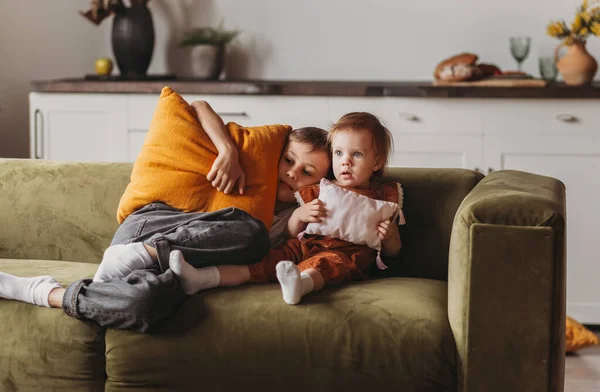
[566,316,600,352]
[117,86,290,230]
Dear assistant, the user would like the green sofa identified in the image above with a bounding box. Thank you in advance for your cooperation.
[0,159,566,392]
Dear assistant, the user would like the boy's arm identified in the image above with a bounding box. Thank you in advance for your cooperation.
[190,100,245,194]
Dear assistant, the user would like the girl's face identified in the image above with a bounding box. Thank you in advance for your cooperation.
[277,140,330,203]
[331,129,381,188]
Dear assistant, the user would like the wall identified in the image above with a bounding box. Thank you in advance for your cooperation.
[0,0,108,158]
[2,0,599,157]
[141,0,600,80]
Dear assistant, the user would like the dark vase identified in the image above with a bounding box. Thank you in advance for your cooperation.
[111,5,155,76]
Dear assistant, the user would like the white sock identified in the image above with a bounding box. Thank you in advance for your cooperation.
[275,261,314,305]
[169,250,220,295]
[0,272,62,307]
[93,242,154,282]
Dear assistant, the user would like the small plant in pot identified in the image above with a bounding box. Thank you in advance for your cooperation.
[179,25,240,80]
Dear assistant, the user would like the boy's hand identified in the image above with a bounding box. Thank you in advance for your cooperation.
[293,199,327,223]
[207,151,246,195]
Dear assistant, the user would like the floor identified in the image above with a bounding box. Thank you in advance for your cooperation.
[564,330,600,392]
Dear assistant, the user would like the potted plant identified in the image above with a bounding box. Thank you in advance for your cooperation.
[179,24,240,80]
[546,0,600,85]
[80,0,155,77]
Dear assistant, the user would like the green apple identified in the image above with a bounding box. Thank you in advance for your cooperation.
[95,57,113,76]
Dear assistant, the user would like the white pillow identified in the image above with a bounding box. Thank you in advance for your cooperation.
[296,178,405,269]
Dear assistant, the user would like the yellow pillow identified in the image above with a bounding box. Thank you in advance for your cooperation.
[117,86,290,230]
[566,316,600,352]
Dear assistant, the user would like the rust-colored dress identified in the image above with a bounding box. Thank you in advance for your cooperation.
[248,181,400,286]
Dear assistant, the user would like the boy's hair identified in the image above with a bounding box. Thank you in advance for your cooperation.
[328,112,393,177]
[288,127,330,155]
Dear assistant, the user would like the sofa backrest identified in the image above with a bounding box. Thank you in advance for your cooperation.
[0,160,482,278]
[0,159,132,263]
[378,167,483,281]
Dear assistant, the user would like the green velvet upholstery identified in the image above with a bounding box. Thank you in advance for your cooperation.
[105,278,456,391]
[380,168,484,281]
[0,159,132,263]
[448,170,566,392]
[0,259,103,392]
[0,159,566,392]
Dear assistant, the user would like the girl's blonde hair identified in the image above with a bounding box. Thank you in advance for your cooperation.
[328,112,393,177]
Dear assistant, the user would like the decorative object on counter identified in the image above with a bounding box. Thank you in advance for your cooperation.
[547,0,600,85]
[94,57,114,76]
[80,0,155,77]
[509,36,532,71]
[178,24,240,80]
[539,56,558,82]
[432,53,547,86]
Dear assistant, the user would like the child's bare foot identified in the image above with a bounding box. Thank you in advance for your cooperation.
[169,250,220,295]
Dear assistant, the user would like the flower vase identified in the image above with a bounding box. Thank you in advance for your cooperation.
[111,4,155,77]
[554,40,598,86]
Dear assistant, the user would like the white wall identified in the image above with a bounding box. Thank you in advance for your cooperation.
[2,0,599,157]
[0,0,109,158]
[141,0,600,80]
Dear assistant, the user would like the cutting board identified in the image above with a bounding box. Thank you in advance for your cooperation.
[433,78,548,87]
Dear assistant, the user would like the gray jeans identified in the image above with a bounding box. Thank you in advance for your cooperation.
[62,203,269,332]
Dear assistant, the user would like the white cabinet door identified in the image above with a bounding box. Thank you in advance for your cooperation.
[485,133,600,324]
[390,133,483,170]
[328,97,484,170]
[29,93,128,162]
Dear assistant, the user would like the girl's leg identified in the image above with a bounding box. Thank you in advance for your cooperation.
[275,262,319,305]
[276,251,354,305]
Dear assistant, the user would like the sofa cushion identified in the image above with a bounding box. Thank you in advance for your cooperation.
[0,259,104,392]
[105,277,456,391]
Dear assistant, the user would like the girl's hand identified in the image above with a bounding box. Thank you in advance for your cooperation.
[377,219,392,241]
[207,150,246,195]
[379,219,402,257]
[293,199,327,223]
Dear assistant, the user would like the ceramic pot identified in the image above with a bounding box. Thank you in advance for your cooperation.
[190,45,225,80]
[554,40,598,86]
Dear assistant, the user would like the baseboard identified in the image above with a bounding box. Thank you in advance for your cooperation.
[567,302,600,326]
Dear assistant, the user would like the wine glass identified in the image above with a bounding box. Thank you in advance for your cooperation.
[510,37,532,71]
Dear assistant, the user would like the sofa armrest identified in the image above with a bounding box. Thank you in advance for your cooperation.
[448,170,566,392]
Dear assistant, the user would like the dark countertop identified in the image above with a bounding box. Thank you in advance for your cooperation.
[31,78,600,98]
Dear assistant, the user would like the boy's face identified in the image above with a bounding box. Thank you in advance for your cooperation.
[331,129,381,188]
[277,140,330,203]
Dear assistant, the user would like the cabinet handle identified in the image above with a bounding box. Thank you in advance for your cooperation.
[488,167,494,174]
[217,112,249,117]
[474,167,484,174]
[556,113,578,123]
[34,109,44,159]
[398,112,420,122]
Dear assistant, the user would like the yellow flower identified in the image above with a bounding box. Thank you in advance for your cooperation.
[547,21,567,37]
[592,23,600,36]
[572,13,584,33]
[564,36,575,45]
[583,0,589,10]
[580,26,590,36]
[582,11,592,23]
